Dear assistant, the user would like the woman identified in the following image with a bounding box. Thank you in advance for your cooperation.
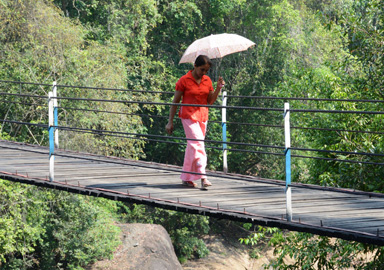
[166,55,225,188]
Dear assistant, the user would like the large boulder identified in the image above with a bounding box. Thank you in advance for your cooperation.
[88,223,182,270]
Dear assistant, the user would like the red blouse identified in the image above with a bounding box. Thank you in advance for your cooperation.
[175,70,214,122]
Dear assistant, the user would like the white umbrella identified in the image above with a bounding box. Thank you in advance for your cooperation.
[179,33,255,64]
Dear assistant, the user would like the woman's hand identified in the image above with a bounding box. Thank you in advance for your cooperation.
[208,76,226,104]
[217,76,225,89]
[166,91,182,135]
[166,122,174,135]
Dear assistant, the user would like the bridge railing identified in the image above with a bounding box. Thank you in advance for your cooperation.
[1,79,384,221]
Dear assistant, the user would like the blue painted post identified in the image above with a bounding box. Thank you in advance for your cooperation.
[222,89,228,173]
[48,92,54,182]
[53,81,59,148]
[284,102,292,221]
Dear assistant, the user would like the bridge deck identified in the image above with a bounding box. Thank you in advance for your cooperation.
[1,140,384,246]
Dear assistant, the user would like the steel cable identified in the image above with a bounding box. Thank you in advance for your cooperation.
[0,119,47,128]
[55,106,384,135]
[291,147,384,158]
[1,80,383,167]
[292,154,384,166]
[225,94,384,103]
[56,83,175,95]
[56,125,384,160]
[58,127,284,156]
[56,125,285,150]
[0,92,47,99]
[2,80,382,104]
[0,80,52,87]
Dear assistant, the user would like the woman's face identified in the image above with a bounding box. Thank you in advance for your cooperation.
[194,63,211,79]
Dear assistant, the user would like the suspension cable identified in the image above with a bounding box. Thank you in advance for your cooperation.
[55,106,384,135]
[291,147,384,158]
[290,108,384,115]
[1,80,383,169]
[0,92,47,99]
[0,80,52,87]
[292,154,384,166]
[56,125,285,149]
[0,119,47,128]
[56,83,175,95]
[225,94,384,103]
[2,79,382,104]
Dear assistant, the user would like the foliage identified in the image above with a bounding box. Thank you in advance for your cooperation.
[53,0,161,53]
[1,0,382,186]
[1,0,384,268]
[0,180,46,268]
[239,225,279,246]
[238,225,280,261]
[0,0,167,159]
[0,179,121,269]
[338,0,384,99]
[267,231,384,270]
[147,0,203,65]
[268,0,384,192]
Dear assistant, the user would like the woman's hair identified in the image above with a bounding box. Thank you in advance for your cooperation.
[194,55,212,67]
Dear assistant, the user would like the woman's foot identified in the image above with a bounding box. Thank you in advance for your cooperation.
[181,180,198,188]
[201,178,212,188]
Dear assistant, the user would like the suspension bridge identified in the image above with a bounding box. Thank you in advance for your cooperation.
[1,80,384,246]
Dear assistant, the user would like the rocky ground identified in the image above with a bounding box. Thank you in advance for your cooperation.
[86,220,376,270]
[87,223,182,270]
[182,228,276,270]
[87,221,278,270]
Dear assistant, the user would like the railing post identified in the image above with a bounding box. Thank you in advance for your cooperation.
[222,89,228,173]
[284,102,292,221]
[48,92,54,182]
[53,81,59,148]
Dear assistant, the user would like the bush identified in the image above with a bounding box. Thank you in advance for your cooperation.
[0,180,121,270]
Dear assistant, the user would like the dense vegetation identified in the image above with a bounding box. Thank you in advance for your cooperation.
[1,0,383,269]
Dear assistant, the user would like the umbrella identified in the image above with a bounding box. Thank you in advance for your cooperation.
[179,33,255,64]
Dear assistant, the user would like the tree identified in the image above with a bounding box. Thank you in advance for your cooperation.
[0,179,121,269]
[0,0,153,159]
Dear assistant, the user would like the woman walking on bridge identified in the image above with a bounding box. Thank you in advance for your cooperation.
[166,55,225,189]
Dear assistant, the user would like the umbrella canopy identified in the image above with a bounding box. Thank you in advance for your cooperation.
[179,33,255,64]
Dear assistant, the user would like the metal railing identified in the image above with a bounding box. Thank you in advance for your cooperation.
[1,79,384,222]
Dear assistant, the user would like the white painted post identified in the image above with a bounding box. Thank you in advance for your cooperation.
[53,81,59,148]
[48,92,54,182]
[284,102,292,221]
[222,90,228,173]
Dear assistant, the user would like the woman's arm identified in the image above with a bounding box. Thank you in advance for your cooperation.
[207,76,225,105]
[166,90,183,135]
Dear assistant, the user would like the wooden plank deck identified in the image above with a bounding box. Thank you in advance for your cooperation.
[1,140,384,246]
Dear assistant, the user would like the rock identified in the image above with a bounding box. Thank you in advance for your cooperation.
[88,223,182,270]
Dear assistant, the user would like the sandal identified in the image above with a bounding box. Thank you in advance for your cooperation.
[201,178,212,188]
[181,180,198,188]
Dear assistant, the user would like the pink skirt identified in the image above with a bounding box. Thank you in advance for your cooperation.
[180,118,207,182]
